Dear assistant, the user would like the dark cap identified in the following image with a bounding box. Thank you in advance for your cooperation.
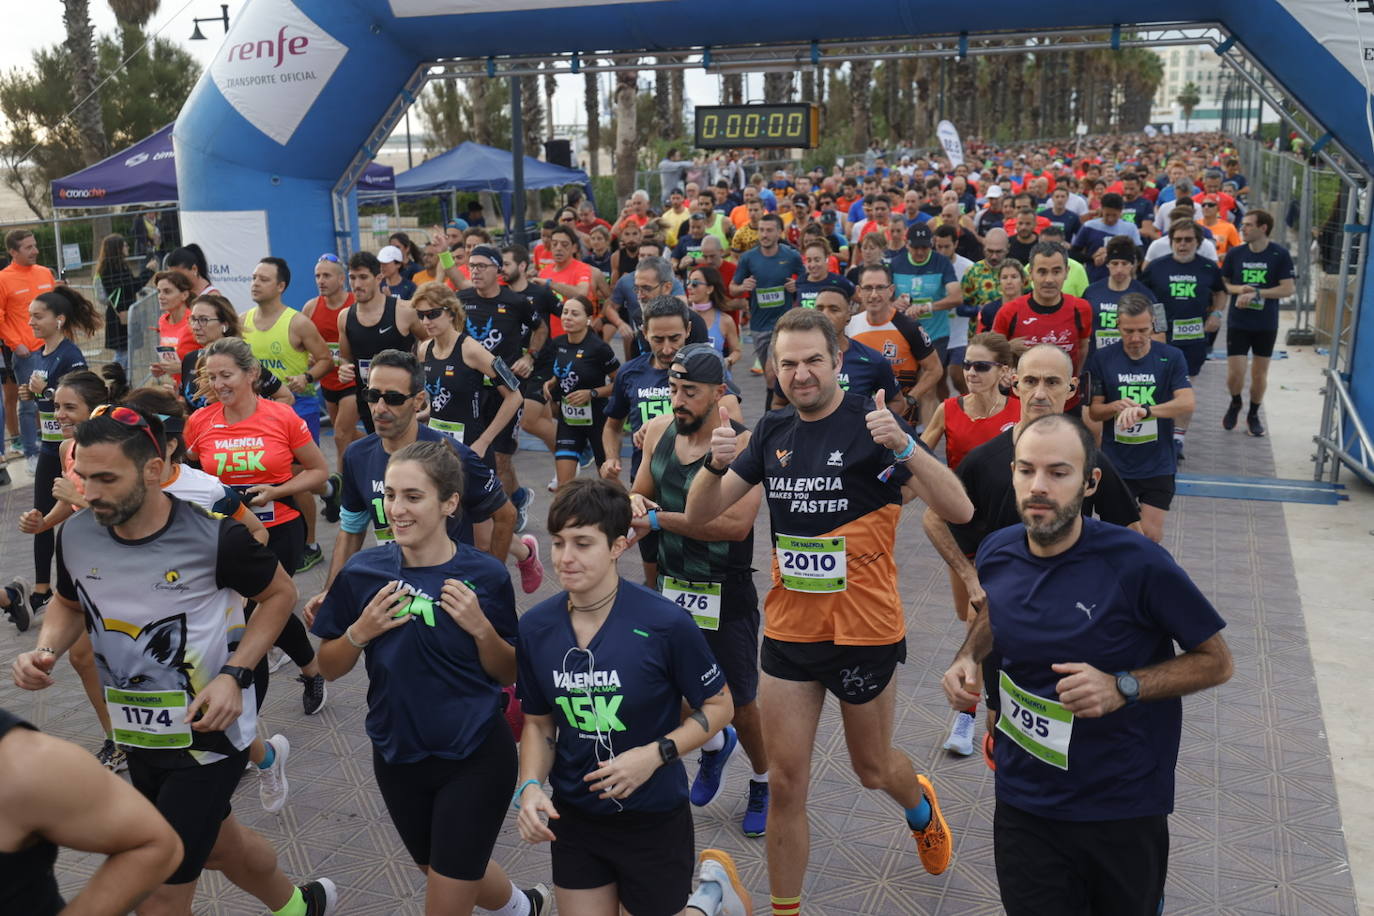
[469,245,503,268]
[821,210,838,222]
[689,210,706,220]
[669,343,728,385]
[906,222,933,247]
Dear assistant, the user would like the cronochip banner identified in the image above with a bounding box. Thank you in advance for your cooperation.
[177,210,269,312]
[936,120,965,168]
[209,0,348,145]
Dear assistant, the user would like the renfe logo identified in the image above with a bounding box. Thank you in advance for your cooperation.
[225,27,309,68]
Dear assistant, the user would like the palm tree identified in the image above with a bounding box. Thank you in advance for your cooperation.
[63,0,105,164]
[614,69,638,200]
[722,73,742,106]
[764,72,793,104]
[107,0,159,55]
[543,65,556,140]
[584,70,600,178]
[849,61,873,152]
[655,64,671,131]
[669,65,684,136]
[1175,81,1201,131]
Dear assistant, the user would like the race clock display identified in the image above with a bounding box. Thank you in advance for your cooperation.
[694,103,820,149]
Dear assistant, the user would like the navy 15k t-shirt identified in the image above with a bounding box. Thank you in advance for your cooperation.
[1221,241,1295,332]
[1088,341,1191,479]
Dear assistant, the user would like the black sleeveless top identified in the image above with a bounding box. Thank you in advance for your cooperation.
[345,295,416,365]
[0,709,63,916]
[650,419,754,584]
[421,333,487,445]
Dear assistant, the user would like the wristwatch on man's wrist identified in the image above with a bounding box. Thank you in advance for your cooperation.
[219,664,254,689]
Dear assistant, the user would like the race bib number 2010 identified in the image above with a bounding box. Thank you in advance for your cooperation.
[776,534,846,593]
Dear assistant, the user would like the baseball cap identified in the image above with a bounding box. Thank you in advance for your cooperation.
[469,245,503,268]
[377,245,404,264]
[985,185,1003,199]
[906,223,933,247]
[821,210,838,223]
[689,211,706,220]
[669,343,728,385]
[445,218,469,231]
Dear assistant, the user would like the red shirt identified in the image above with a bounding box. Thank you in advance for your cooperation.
[991,293,1092,406]
[309,293,355,391]
[156,308,199,382]
[185,398,313,528]
[942,394,1020,470]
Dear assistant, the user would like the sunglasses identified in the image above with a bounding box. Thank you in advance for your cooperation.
[963,360,1000,373]
[317,253,341,263]
[686,279,708,287]
[90,404,164,458]
[415,307,449,321]
[362,387,415,406]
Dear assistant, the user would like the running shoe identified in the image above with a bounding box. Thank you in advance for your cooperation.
[525,883,552,916]
[578,445,595,470]
[3,576,30,633]
[750,359,763,376]
[983,731,997,772]
[321,472,343,524]
[690,724,738,807]
[741,778,769,838]
[1247,412,1265,437]
[910,774,952,875]
[942,712,975,756]
[299,673,327,716]
[298,544,324,574]
[1222,401,1241,430]
[0,464,9,487]
[512,486,535,534]
[25,454,38,475]
[95,738,127,773]
[5,437,21,459]
[1173,438,1185,463]
[546,472,559,493]
[517,534,544,594]
[29,590,51,623]
[298,877,338,915]
[259,734,291,813]
[689,849,752,916]
[266,647,290,674]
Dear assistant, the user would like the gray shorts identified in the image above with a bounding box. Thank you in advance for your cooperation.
[752,329,772,368]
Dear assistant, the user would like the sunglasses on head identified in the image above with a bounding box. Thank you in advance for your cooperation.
[90,404,164,458]
[317,253,341,263]
[362,387,415,406]
[963,360,1000,373]
[415,307,449,321]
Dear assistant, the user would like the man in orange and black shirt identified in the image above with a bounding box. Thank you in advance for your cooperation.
[846,263,943,426]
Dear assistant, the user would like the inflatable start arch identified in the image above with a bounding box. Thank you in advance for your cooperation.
[174,0,1374,453]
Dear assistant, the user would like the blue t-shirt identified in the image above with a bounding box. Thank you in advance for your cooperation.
[604,355,670,479]
[33,338,87,454]
[795,273,855,310]
[1039,207,1081,240]
[1141,256,1225,351]
[1221,241,1295,332]
[1072,219,1143,283]
[516,581,728,815]
[890,249,958,341]
[1081,279,1158,355]
[1087,342,1191,479]
[735,245,805,333]
[311,541,516,764]
[977,517,1226,821]
[1119,196,1154,228]
[339,426,506,545]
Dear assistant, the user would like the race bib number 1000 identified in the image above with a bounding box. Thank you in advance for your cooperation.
[776,534,847,593]
[106,687,192,749]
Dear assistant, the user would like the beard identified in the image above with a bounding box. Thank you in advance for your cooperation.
[674,406,709,435]
[90,476,148,528]
[1018,489,1085,548]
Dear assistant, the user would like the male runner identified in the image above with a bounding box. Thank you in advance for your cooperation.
[242,257,339,570]
[1071,193,1144,284]
[729,213,804,386]
[503,244,564,463]
[992,243,1092,412]
[461,245,547,532]
[0,709,182,915]
[891,223,962,376]
[687,307,975,915]
[922,345,1143,761]
[12,406,337,915]
[847,263,943,425]
[535,226,594,338]
[1141,219,1226,459]
[1086,294,1194,543]
[942,413,1232,915]
[795,238,854,310]
[302,349,535,623]
[1220,208,1296,437]
[1081,236,1158,356]
[775,287,901,411]
[630,344,771,837]
[304,255,359,465]
[337,251,425,436]
[0,229,55,467]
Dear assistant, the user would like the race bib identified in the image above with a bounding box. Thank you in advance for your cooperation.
[158,336,179,362]
[1095,329,1121,348]
[231,485,276,523]
[776,534,847,593]
[1239,295,1266,311]
[106,686,192,750]
[1171,317,1204,341]
[996,671,1073,770]
[39,410,63,443]
[1116,417,1158,445]
[327,342,341,364]
[358,358,372,383]
[661,577,722,631]
[756,286,786,308]
[429,417,466,442]
[561,401,593,427]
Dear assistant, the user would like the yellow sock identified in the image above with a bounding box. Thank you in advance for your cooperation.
[771,894,801,916]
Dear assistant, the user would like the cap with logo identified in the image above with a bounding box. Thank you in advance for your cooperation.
[985,185,1004,199]
[906,222,934,247]
[669,343,728,385]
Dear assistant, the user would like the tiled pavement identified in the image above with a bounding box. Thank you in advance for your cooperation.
[0,351,1358,914]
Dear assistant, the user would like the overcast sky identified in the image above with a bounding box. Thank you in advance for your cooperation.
[0,1,725,143]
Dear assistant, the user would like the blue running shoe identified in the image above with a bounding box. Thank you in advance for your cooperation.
[741,778,770,837]
[512,486,535,534]
[689,725,737,807]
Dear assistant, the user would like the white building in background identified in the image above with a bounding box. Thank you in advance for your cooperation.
[1149,45,1260,132]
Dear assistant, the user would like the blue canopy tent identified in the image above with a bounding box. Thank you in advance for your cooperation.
[361,140,592,231]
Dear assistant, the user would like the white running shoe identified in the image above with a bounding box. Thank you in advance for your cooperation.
[266,647,289,674]
[942,712,976,757]
[258,734,291,812]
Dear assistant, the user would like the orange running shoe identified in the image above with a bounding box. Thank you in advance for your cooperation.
[910,774,952,875]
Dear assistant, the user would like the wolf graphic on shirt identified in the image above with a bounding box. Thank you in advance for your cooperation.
[84,600,194,695]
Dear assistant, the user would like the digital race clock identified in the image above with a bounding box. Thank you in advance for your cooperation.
[693,103,820,149]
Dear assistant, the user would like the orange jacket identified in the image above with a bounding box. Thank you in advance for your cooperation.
[0,263,53,353]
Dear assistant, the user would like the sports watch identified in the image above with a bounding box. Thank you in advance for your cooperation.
[656,736,680,765]
[1114,671,1140,706]
[219,664,255,689]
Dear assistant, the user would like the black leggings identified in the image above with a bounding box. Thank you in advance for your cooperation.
[247,516,316,669]
[33,448,61,586]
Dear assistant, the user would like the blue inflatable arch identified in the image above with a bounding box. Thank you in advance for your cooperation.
[175,0,1374,474]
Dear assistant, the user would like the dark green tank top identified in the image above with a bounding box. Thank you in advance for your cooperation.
[649,419,754,581]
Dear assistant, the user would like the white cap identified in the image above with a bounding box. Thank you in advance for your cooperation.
[377,245,404,263]
[985,185,1003,198]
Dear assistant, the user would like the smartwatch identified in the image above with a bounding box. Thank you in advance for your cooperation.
[1142,404,1152,419]
[219,664,254,689]
[646,508,661,532]
[702,450,729,476]
[656,736,679,765]
[1114,671,1140,706]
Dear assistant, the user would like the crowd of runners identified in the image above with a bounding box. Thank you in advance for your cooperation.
[0,129,1294,915]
